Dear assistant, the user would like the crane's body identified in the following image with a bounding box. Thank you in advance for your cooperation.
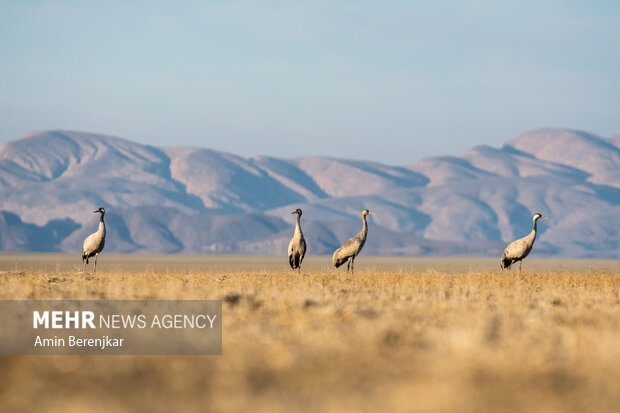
[332,209,374,274]
[288,208,306,272]
[82,207,106,273]
[501,213,547,272]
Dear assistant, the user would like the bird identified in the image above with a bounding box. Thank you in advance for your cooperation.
[501,212,548,272]
[287,208,307,273]
[332,209,375,274]
[82,207,106,273]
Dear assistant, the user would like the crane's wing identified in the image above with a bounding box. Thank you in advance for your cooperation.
[332,236,362,267]
[299,237,306,264]
[82,232,98,254]
[82,231,105,256]
[501,237,531,266]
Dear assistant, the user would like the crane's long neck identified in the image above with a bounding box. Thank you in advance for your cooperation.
[361,214,368,239]
[529,217,538,241]
[294,214,302,237]
[98,214,106,235]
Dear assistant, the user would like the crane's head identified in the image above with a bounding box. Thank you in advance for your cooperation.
[362,209,375,216]
[533,212,548,221]
[291,208,302,216]
[93,207,105,215]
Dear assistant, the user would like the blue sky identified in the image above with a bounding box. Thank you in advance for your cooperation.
[1,0,619,164]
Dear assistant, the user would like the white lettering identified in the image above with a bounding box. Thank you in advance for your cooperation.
[82,311,95,329]
[33,311,49,328]
[69,335,124,349]
[51,311,63,328]
[34,335,64,347]
[65,311,80,328]
[34,311,97,329]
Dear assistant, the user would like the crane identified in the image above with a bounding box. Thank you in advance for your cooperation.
[332,209,374,274]
[287,208,306,273]
[501,212,548,272]
[82,207,106,273]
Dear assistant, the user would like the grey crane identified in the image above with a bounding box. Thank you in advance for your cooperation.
[287,208,307,272]
[332,209,374,274]
[501,212,548,272]
[82,207,106,273]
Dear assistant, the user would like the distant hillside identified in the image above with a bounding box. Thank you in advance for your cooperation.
[0,128,618,257]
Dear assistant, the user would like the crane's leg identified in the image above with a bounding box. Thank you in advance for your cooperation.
[346,258,351,272]
[350,258,355,275]
[94,253,98,273]
[82,258,86,274]
[519,260,522,274]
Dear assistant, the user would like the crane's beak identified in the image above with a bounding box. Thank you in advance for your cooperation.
[92,210,99,213]
[369,211,375,215]
[291,211,296,214]
[541,215,549,219]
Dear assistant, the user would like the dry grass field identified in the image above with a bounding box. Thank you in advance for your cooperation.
[0,254,618,412]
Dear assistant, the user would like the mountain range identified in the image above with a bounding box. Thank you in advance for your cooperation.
[1,128,618,258]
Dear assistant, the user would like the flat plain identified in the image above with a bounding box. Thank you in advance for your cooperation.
[0,254,618,412]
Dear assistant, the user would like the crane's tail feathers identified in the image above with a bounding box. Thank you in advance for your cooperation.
[82,250,94,265]
[289,254,300,270]
[333,257,348,268]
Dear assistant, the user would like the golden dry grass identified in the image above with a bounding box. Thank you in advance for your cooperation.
[0,254,618,412]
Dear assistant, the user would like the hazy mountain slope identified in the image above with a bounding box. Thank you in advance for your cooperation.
[410,156,494,185]
[164,148,319,213]
[0,128,618,257]
[504,128,620,188]
[0,211,79,252]
[505,128,620,173]
[0,131,204,225]
[290,156,428,197]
